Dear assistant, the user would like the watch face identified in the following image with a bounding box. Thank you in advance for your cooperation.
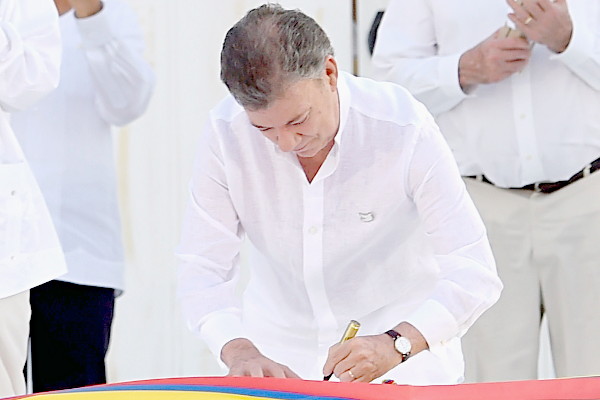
[394,336,412,355]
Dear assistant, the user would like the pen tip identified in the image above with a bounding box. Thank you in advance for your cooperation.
[323,374,332,381]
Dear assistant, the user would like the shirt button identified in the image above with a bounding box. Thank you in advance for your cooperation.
[10,190,16,196]
[308,226,318,235]
[519,114,526,119]
[525,155,533,161]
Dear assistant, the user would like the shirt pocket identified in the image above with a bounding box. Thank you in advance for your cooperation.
[0,162,29,264]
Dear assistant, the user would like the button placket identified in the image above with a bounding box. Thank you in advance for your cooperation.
[301,180,338,349]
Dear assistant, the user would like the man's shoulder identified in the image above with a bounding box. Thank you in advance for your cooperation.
[209,94,246,125]
[343,72,429,128]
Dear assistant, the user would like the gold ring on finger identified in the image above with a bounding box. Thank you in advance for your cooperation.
[348,370,356,380]
[524,16,533,25]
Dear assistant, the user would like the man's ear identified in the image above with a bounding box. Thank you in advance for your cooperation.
[324,56,339,91]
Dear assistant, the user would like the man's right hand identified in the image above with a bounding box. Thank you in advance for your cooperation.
[221,338,301,378]
[458,27,532,92]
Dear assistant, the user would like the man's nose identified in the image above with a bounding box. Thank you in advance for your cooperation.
[277,129,302,152]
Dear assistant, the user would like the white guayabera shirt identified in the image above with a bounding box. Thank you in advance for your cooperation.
[12,0,155,292]
[0,0,67,299]
[177,72,503,384]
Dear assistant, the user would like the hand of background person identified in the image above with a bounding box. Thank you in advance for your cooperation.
[507,0,573,53]
[322,322,428,383]
[458,28,532,92]
[68,0,103,18]
[221,338,301,379]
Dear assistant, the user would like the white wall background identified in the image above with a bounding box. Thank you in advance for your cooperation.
[106,0,554,383]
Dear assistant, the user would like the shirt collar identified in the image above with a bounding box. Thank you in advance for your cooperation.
[334,71,351,148]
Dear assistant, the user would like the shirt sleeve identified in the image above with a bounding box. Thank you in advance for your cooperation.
[371,0,468,116]
[75,0,155,126]
[175,117,248,359]
[0,0,61,112]
[550,3,600,91]
[403,106,503,350]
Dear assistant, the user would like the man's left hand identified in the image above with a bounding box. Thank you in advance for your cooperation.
[507,0,573,53]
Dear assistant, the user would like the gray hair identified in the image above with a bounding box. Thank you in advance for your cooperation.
[220,3,335,110]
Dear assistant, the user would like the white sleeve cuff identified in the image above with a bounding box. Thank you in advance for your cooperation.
[75,3,113,47]
[438,52,469,100]
[404,299,459,350]
[550,20,594,67]
[198,310,246,362]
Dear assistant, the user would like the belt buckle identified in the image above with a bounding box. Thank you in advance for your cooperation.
[534,182,542,193]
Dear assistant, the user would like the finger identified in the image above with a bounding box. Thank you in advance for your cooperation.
[267,366,287,379]
[322,343,351,376]
[507,14,532,34]
[283,367,301,379]
[536,0,552,12]
[521,0,544,18]
[332,356,356,380]
[502,48,532,61]
[498,35,531,50]
[506,0,520,13]
[339,369,356,382]
[506,0,528,19]
[249,365,265,378]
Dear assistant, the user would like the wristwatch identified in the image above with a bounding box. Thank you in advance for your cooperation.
[384,329,411,362]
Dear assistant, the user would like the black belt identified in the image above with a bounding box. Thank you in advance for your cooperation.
[466,157,600,194]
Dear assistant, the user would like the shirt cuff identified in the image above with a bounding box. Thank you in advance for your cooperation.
[550,20,594,67]
[404,299,459,351]
[438,52,469,101]
[198,309,246,362]
[75,2,113,47]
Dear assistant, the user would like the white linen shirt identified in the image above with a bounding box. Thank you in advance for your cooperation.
[12,0,154,291]
[177,72,502,384]
[0,0,67,299]
[372,0,600,188]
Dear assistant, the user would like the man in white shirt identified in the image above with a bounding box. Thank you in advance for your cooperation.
[11,0,154,392]
[372,0,600,382]
[0,0,67,396]
[177,4,502,384]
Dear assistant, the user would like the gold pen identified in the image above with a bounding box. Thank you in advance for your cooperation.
[323,320,361,381]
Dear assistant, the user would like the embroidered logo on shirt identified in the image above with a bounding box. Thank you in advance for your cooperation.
[358,212,374,222]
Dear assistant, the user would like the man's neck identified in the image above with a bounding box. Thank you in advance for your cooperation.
[297,140,335,183]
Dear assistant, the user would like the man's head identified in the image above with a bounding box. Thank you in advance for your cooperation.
[220,4,335,111]
[221,4,340,159]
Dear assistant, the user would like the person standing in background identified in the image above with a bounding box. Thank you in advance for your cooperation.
[0,0,67,397]
[372,0,600,382]
[11,0,154,392]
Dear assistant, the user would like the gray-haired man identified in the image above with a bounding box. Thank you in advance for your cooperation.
[177,4,502,384]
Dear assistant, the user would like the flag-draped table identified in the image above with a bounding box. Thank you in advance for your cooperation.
[9,376,600,399]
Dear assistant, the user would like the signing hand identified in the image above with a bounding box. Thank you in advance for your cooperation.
[322,334,401,382]
[322,322,428,383]
[221,338,301,379]
[458,27,532,92]
[507,0,573,53]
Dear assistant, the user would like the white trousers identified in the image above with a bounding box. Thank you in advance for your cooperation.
[462,171,600,382]
[0,290,29,397]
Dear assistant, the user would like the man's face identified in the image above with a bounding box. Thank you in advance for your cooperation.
[246,58,339,159]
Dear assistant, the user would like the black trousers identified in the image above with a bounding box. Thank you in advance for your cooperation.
[29,280,115,392]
